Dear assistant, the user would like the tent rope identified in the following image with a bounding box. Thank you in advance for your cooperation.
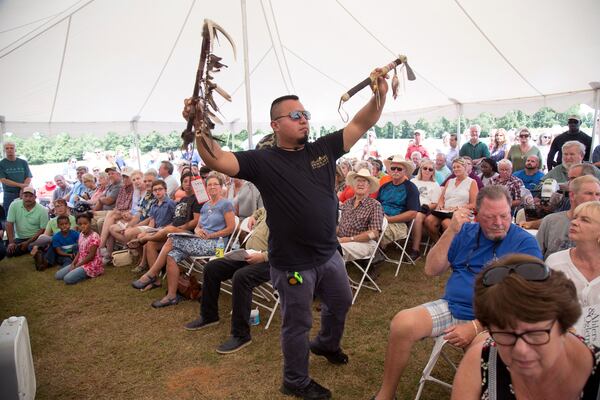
[259,0,290,93]
[50,16,72,123]
[453,0,544,97]
[266,0,296,94]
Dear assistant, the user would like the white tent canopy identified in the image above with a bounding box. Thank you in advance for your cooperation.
[1,0,599,139]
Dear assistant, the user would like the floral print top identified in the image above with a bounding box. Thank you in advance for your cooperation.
[78,231,103,278]
[480,335,600,399]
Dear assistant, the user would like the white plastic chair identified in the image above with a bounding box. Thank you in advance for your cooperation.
[414,336,458,400]
[347,218,388,304]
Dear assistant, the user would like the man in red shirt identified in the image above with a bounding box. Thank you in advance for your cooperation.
[405,130,429,160]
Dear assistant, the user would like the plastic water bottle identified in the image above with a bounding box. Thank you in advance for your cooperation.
[249,308,260,326]
[215,237,224,258]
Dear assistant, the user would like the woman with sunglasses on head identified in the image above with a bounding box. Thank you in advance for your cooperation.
[452,253,600,400]
[425,158,478,240]
[505,128,543,172]
[409,158,441,260]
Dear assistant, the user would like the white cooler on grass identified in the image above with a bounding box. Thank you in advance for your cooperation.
[0,316,36,400]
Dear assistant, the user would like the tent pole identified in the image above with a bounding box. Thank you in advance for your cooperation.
[130,116,142,170]
[450,98,462,148]
[589,83,600,163]
[241,0,253,150]
[0,116,5,157]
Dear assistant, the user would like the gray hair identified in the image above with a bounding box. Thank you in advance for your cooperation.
[569,163,596,177]
[475,185,512,212]
[54,174,65,181]
[497,159,513,170]
[3,141,15,148]
[470,124,482,133]
[435,152,447,161]
[570,175,600,194]
[354,160,372,172]
[410,151,423,159]
[562,140,586,156]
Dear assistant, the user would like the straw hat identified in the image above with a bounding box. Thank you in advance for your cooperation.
[384,154,414,176]
[346,168,380,194]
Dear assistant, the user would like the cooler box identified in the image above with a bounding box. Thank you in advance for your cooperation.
[0,316,36,400]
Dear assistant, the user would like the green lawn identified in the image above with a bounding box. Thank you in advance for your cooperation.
[0,253,456,399]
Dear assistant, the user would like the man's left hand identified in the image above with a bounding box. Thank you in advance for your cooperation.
[18,242,28,252]
[443,323,476,348]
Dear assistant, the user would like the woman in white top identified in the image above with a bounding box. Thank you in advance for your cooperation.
[547,201,600,341]
[425,158,478,240]
[409,159,441,259]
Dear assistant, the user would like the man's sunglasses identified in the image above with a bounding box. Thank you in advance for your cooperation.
[389,166,404,171]
[273,110,311,121]
[482,262,550,287]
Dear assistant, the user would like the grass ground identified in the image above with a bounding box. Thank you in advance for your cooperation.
[0,252,457,400]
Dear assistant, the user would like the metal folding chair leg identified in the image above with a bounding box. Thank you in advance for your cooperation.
[414,336,457,400]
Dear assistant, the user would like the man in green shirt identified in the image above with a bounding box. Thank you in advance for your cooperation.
[6,187,48,257]
[0,141,33,213]
[459,124,490,166]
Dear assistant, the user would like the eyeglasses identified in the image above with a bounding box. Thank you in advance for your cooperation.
[389,166,404,171]
[421,167,434,171]
[482,262,550,287]
[273,110,311,121]
[489,321,555,346]
[519,135,530,138]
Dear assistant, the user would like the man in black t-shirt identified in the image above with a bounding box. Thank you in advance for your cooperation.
[185,69,389,399]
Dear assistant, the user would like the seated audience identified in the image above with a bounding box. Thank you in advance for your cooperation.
[513,154,544,191]
[370,158,385,179]
[489,128,508,162]
[127,172,199,272]
[337,169,384,261]
[376,156,419,247]
[477,158,498,186]
[55,213,103,285]
[409,159,441,260]
[335,165,346,198]
[76,172,107,210]
[69,166,89,203]
[425,158,478,240]
[94,167,133,240]
[158,160,178,198]
[6,187,49,257]
[505,127,542,171]
[452,254,599,400]
[409,151,422,176]
[234,180,263,219]
[52,175,72,202]
[540,140,600,185]
[132,172,235,308]
[339,161,378,203]
[489,159,524,209]
[537,176,600,259]
[371,186,542,400]
[184,207,272,354]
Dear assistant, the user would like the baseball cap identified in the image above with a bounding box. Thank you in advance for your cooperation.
[22,186,36,195]
[120,167,135,177]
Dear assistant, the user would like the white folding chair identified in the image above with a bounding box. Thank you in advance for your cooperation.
[414,336,458,400]
[347,218,388,304]
[380,219,417,276]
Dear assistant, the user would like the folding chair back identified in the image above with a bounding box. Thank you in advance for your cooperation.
[347,218,388,304]
[380,219,417,276]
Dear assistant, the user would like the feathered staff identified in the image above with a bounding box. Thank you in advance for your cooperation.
[181,19,237,158]
[338,55,416,121]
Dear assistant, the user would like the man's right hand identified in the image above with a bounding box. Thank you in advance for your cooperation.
[7,243,16,254]
[246,216,256,230]
[448,208,472,234]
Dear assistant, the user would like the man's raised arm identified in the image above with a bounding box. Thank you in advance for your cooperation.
[343,70,388,152]
[183,99,240,177]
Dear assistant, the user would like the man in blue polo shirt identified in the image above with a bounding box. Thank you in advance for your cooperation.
[513,155,544,192]
[377,155,420,247]
[371,185,541,400]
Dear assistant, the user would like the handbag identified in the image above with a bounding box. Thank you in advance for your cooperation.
[111,249,132,267]
[177,273,201,300]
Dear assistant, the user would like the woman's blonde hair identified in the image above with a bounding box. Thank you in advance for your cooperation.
[416,159,435,182]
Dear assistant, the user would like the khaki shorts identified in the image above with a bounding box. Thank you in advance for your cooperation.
[381,222,408,247]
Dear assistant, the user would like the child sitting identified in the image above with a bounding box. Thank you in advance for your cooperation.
[47,215,79,268]
[55,212,103,285]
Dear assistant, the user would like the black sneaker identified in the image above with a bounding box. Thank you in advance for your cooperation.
[216,336,252,354]
[310,343,349,365]
[280,379,332,399]
[184,317,219,331]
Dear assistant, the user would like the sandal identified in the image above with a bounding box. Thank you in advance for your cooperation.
[131,274,156,290]
[151,295,181,308]
[141,281,162,291]
[127,239,141,249]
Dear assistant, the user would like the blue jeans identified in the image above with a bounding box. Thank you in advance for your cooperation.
[55,265,88,284]
[2,191,20,217]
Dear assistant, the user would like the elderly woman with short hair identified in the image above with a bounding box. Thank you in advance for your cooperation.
[452,253,600,399]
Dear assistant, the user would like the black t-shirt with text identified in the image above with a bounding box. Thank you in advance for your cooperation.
[171,195,202,228]
[235,130,345,271]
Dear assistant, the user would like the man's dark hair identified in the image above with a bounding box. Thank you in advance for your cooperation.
[270,95,299,120]
[56,215,70,225]
[152,180,167,190]
[449,133,457,139]
[161,161,174,175]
